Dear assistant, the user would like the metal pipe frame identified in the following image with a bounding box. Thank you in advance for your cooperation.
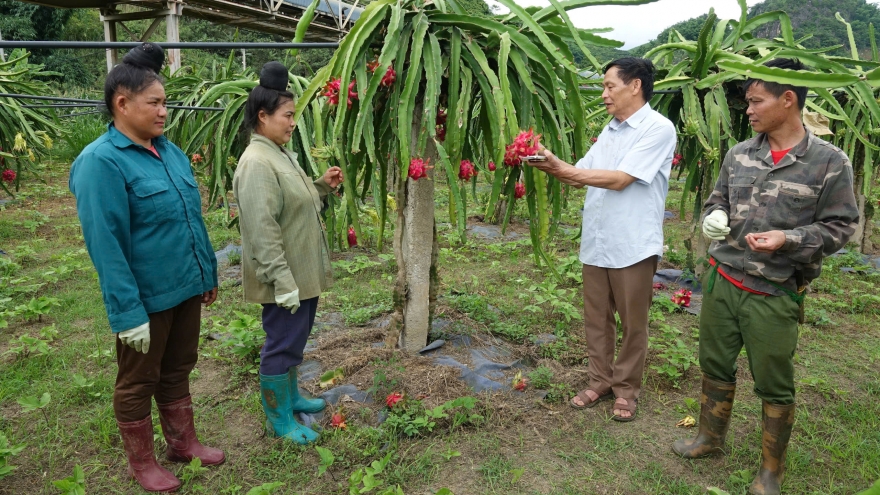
[0,41,339,49]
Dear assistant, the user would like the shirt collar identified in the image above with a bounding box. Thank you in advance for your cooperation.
[755,127,812,165]
[250,133,299,160]
[107,123,167,150]
[609,102,652,130]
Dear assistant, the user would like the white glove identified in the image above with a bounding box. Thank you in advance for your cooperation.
[275,289,300,314]
[703,209,731,241]
[118,322,151,354]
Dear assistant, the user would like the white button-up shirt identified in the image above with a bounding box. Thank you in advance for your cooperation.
[576,103,677,269]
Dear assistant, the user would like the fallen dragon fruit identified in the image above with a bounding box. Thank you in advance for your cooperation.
[408,157,432,181]
[671,289,692,308]
[458,159,477,181]
[512,371,528,392]
[385,392,404,408]
[330,412,347,430]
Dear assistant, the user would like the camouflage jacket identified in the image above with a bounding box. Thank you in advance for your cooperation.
[704,130,859,295]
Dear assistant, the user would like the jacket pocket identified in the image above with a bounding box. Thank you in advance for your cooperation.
[728,176,756,221]
[130,179,175,226]
[179,173,204,217]
[767,182,820,230]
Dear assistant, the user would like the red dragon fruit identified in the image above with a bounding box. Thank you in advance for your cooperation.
[322,77,342,106]
[366,58,380,73]
[514,182,525,199]
[672,153,683,167]
[488,161,496,172]
[347,80,358,109]
[380,67,396,88]
[347,226,357,247]
[590,137,598,143]
[385,392,404,408]
[191,153,203,164]
[504,129,541,166]
[671,289,692,308]
[435,108,447,142]
[408,157,432,181]
[458,159,477,180]
[330,412,347,429]
[1,169,15,184]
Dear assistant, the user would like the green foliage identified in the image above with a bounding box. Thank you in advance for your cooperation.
[58,114,108,163]
[384,396,482,438]
[315,446,335,477]
[51,465,85,495]
[246,482,286,495]
[219,311,264,373]
[347,452,401,495]
[14,295,60,322]
[0,432,25,479]
[518,280,582,322]
[527,366,554,389]
[179,458,210,492]
[648,324,698,388]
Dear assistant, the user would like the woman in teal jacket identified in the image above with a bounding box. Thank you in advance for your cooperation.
[69,43,223,493]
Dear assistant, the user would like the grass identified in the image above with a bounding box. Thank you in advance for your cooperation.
[0,161,878,494]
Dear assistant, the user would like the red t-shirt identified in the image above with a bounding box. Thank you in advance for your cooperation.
[147,145,160,158]
[770,147,791,165]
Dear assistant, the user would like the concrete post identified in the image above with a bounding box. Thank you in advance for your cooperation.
[391,105,439,353]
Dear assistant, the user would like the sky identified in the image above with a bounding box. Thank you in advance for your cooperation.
[486,0,880,49]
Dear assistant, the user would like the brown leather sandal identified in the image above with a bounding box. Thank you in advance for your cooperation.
[570,389,613,409]
[611,398,638,422]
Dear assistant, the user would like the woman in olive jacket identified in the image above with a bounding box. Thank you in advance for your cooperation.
[233,62,343,444]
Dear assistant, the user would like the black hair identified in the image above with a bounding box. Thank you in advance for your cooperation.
[604,57,655,102]
[243,61,294,134]
[103,43,165,117]
[742,58,808,110]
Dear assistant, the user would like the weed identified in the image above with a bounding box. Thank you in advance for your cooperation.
[519,280,582,322]
[52,465,85,495]
[384,396,483,438]
[334,255,382,275]
[315,446,335,477]
[17,392,51,426]
[0,432,25,479]
[545,382,574,404]
[14,296,60,322]
[179,458,210,492]
[528,366,554,390]
[649,324,698,388]
[3,333,54,359]
[246,482,286,495]
[221,311,264,373]
[347,452,403,495]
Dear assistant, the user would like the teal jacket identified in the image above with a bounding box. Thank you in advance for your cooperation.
[69,125,218,333]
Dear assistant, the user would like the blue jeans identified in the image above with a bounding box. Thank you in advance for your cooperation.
[260,297,318,375]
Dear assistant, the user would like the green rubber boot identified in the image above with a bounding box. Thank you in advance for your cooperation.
[288,367,326,414]
[260,373,318,444]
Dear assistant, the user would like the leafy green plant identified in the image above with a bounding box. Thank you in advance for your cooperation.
[384,396,482,437]
[221,311,264,373]
[315,446,335,477]
[0,432,25,479]
[14,296,60,322]
[17,392,51,426]
[3,333,53,359]
[179,458,209,492]
[527,366,553,390]
[347,452,402,495]
[334,255,382,275]
[246,483,286,495]
[648,324,698,388]
[545,382,574,404]
[519,280,582,323]
[52,465,85,495]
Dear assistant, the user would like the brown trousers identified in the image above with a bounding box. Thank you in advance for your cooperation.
[114,295,202,422]
[582,256,658,400]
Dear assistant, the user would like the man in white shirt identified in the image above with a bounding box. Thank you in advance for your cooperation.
[528,57,676,421]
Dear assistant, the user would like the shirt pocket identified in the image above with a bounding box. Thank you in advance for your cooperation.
[767,181,820,230]
[179,173,204,217]
[130,179,175,226]
[728,176,756,221]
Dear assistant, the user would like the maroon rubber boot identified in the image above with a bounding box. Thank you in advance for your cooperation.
[157,395,225,466]
[117,416,181,493]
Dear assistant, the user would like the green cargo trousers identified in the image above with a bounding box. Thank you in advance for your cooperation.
[699,274,801,405]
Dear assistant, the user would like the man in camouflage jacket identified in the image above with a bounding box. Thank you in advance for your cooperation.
[671,59,859,495]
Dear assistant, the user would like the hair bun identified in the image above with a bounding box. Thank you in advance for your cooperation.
[122,43,165,73]
[259,62,289,91]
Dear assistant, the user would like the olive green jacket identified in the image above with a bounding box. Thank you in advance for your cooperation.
[233,134,334,303]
